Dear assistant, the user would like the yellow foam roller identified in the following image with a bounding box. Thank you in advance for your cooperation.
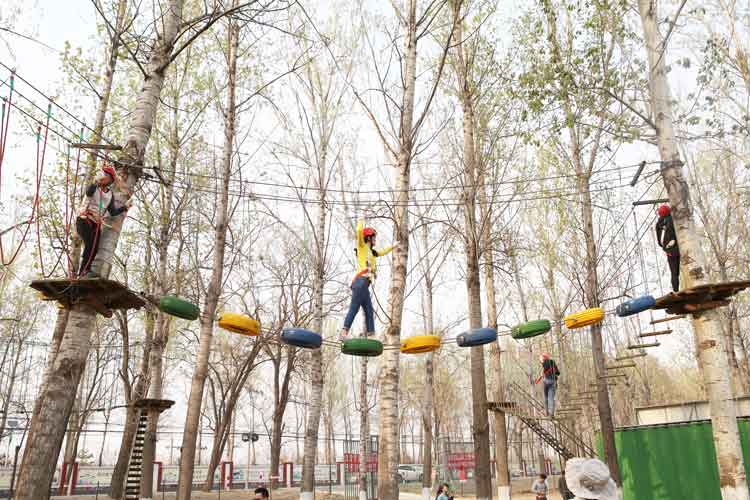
[218,312,260,336]
[564,307,605,329]
[400,335,441,354]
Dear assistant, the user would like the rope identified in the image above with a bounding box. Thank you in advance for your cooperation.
[1,105,47,266]
[35,105,52,277]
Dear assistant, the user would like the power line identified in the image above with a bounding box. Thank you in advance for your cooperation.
[0,62,118,147]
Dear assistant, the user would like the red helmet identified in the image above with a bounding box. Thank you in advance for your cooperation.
[657,204,671,217]
[363,227,376,238]
[101,165,117,182]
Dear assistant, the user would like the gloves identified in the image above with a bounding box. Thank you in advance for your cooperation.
[666,240,676,249]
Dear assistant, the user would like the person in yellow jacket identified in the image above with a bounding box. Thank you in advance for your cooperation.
[340,221,397,340]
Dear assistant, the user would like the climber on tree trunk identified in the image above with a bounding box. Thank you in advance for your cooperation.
[655,204,680,292]
[339,220,397,341]
[76,165,130,278]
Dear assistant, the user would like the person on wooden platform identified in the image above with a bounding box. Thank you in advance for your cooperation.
[76,165,130,278]
[655,204,680,292]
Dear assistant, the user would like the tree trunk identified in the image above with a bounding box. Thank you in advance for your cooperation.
[14,2,184,498]
[376,0,417,491]
[638,2,749,498]
[540,0,621,484]
[176,14,237,498]
[420,224,435,500]
[301,132,328,500]
[359,358,369,500]
[111,310,154,500]
[479,189,509,499]
[453,3,491,498]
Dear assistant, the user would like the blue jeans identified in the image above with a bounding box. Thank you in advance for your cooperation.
[543,380,557,417]
[343,277,375,333]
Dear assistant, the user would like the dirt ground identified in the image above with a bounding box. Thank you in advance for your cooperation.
[56,490,548,500]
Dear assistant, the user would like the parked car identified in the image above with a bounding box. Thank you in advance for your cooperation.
[397,464,423,483]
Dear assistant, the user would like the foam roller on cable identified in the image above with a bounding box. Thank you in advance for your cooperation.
[341,338,383,357]
[218,312,260,336]
[281,328,322,349]
[159,295,200,321]
[456,328,497,347]
[400,335,441,354]
[615,295,656,318]
[511,320,552,340]
[564,307,605,329]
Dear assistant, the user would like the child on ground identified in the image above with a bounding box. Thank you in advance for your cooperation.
[532,473,549,500]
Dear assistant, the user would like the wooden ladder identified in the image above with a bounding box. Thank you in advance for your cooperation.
[124,408,148,500]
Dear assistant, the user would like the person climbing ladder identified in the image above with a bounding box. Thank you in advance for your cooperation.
[76,165,130,278]
[655,204,680,292]
[534,353,560,417]
[339,220,396,340]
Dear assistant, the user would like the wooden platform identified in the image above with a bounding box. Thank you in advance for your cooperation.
[30,278,147,317]
[487,401,518,412]
[654,280,750,315]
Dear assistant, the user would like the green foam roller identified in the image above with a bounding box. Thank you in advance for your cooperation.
[341,338,383,357]
[511,319,552,340]
[159,295,200,321]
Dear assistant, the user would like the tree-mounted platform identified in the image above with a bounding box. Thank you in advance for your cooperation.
[134,398,175,412]
[653,280,750,315]
[487,401,518,413]
[30,278,147,318]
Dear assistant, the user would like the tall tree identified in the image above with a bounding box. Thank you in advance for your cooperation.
[637,1,749,498]
[359,1,459,497]
[450,1,492,497]
[176,7,239,497]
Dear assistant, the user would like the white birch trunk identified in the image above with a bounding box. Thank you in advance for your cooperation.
[420,224,434,500]
[175,15,238,499]
[377,2,418,499]
[638,2,749,498]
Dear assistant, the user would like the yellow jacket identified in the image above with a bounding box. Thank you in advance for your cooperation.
[354,220,393,281]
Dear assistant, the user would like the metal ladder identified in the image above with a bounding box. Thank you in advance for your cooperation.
[124,408,148,500]
[489,381,595,460]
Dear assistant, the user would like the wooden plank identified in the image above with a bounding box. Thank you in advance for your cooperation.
[606,363,636,370]
[71,142,123,150]
[628,342,660,349]
[639,329,673,338]
[650,315,685,324]
[599,373,627,379]
[615,352,648,361]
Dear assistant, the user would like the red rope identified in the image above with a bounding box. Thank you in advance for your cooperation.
[0,108,50,268]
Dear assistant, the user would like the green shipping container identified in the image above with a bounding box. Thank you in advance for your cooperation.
[597,419,750,500]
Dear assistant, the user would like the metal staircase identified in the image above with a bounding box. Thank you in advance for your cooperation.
[488,381,595,460]
[124,408,148,500]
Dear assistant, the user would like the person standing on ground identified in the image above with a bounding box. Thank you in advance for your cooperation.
[559,470,575,500]
[535,353,560,417]
[532,473,549,500]
[565,458,618,500]
[655,204,680,292]
[436,483,452,500]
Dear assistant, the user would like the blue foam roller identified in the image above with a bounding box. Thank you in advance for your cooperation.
[616,294,656,317]
[281,328,323,349]
[456,327,497,347]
